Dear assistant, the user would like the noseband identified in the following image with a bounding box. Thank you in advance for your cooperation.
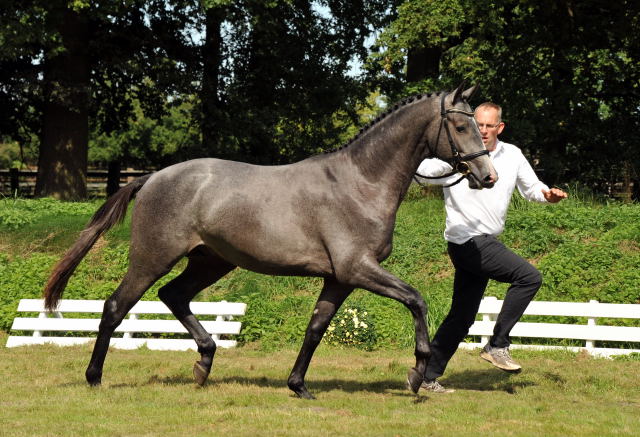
[415,92,490,188]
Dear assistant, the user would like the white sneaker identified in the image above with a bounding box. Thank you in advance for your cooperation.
[420,379,455,393]
[480,343,522,373]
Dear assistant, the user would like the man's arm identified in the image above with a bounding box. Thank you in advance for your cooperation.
[415,158,460,186]
[516,153,567,203]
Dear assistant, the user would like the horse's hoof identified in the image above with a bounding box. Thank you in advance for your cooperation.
[293,387,316,400]
[86,370,102,386]
[193,361,210,386]
[288,379,316,400]
[407,367,423,394]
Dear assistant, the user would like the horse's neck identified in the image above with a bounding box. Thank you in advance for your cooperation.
[346,101,434,198]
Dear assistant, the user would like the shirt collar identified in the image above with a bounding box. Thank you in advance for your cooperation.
[489,140,504,158]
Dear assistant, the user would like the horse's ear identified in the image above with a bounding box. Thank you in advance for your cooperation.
[461,84,479,102]
[452,80,467,104]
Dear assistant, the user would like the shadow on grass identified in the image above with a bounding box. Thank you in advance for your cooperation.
[58,368,541,397]
[442,369,537,393]
[140,374,418,397]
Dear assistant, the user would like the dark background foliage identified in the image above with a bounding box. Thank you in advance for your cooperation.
[0,0,638,199]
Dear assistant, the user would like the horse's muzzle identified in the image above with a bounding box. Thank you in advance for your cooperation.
[468,171,497,189]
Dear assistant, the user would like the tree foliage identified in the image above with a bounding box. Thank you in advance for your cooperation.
[0,0,398,199]
[368,0,640,190]
[1,0,638,197]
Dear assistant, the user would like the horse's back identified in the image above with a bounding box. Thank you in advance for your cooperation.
[130,158,337,275]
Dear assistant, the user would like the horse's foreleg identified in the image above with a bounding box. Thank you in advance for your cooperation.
[288,278,353,399]
[86,269,163,385]
[158,255,235,386]
[343,257,431,394]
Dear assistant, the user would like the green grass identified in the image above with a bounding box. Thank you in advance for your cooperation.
[1,330,639,436]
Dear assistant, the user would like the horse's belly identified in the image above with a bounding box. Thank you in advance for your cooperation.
[200,231,333,277]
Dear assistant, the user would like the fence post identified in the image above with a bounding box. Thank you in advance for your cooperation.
[33,312,46,338]
[106,161,121,197]
[585,299,598,351]
[123,313,137,339]
[212,300,229,342]
[34,310,62,337]
[481,296,498,345]
[10,168,19,194]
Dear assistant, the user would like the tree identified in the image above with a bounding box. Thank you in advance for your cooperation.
[196,0,400,164]
[368,0,640,190]
[2,0,400,199]
[35,4,90,199]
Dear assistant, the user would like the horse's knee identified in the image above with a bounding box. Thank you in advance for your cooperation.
[529,268,543,289]
[98,299,126,331]
[158,285,177,306]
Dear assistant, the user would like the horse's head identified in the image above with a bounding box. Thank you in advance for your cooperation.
[428,83,498,189]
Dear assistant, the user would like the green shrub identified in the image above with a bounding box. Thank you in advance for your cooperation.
[1,191,639,350]
[0,197,98,230]
[324,305,377,350]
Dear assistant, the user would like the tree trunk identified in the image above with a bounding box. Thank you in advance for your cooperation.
[106,160,121,197]
[201,6,226,156]
[36,7,90,200]
[406,46,442,83]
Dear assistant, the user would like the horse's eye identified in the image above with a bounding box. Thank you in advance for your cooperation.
[455,126,465,133]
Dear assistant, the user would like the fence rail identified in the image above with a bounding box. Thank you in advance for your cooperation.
[0,168,149,198]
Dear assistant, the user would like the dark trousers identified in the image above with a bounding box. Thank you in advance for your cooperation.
[424,235,542,381]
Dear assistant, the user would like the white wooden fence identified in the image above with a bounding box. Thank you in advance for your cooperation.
[6,297,639,357]
[459,296,640,357]
[6,299,246,351]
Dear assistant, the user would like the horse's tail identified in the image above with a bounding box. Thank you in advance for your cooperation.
[43,174,153,311]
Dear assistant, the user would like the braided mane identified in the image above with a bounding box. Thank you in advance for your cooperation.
[322,92,439,154]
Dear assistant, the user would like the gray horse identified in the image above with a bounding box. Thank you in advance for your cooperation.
[44,83,496,399]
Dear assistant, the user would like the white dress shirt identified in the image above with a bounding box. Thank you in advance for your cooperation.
[416,140,549,244]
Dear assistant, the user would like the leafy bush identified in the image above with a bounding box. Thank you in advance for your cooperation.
[1,189,638,350]
[0,197,99,229]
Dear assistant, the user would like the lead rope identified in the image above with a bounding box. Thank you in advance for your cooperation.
[413,173,466,188]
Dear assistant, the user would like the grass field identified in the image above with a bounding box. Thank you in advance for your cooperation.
[1,331,639,437]
[1,191,639,435]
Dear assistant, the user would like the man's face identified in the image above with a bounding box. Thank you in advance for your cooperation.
[474,107,504,151]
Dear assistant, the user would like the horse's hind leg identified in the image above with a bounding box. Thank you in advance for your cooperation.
[158,251,235,386]
[288,277,353,399]
[86,265,172,386]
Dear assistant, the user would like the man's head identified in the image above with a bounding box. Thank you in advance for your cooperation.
[474,102,505,151]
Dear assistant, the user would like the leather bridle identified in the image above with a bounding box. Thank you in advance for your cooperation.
[415,92,490,188]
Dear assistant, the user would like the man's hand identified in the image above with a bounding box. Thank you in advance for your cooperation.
[542,187,568,203]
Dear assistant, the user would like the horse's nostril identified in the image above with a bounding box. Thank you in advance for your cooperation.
[483,173,497,186]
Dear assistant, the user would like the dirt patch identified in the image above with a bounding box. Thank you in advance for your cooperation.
[618,239,640,254]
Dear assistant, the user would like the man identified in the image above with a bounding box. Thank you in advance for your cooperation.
[416,102,567,393]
